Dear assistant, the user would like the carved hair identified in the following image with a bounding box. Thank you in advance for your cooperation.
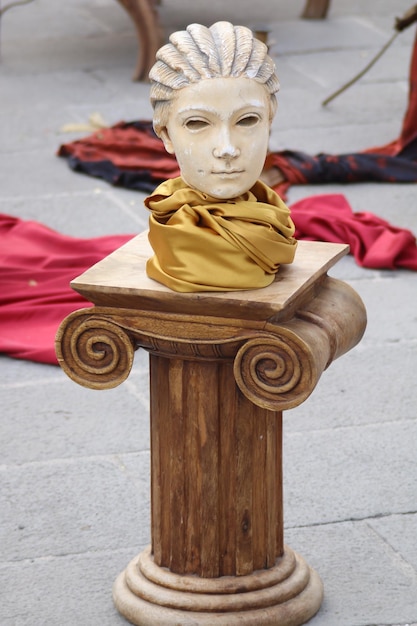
[149,21,280,136]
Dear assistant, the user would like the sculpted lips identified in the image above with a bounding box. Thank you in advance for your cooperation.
[212,170,244,175]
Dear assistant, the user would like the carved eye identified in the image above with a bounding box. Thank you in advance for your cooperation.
[184,119,209,131]
[237,115,260,127]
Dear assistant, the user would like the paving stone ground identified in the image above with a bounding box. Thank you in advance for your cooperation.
[1,1,416,624]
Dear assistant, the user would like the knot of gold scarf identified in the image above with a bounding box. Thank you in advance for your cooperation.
[145,177,297,292]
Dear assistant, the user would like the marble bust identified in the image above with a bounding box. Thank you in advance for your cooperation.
[145,21,297,292]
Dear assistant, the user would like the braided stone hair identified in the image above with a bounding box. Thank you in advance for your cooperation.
[149,21,280,136]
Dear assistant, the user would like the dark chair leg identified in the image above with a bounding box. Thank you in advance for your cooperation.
[301,0,331,19]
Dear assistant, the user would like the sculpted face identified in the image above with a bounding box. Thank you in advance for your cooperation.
[158,77,272,199]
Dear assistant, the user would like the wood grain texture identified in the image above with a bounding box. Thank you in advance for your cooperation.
[150,357,282,578]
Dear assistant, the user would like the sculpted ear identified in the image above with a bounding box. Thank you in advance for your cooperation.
[159,128,175,155]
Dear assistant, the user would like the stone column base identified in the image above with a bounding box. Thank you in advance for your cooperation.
[113,546,323,626]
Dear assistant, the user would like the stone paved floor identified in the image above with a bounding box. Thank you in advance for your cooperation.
[1,1,417,624]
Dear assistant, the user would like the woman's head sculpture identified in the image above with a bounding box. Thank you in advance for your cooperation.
[148,22,280,200]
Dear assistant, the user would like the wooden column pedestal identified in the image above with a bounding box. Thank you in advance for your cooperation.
[56,233,366,626]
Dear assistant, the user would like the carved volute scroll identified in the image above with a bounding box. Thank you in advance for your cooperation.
[233,275,367,411]
[55,309,136,390]
[233,332,314,411]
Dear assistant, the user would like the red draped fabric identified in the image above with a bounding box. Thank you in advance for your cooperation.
[57,120,179,193]
[0,214,132,364]
[291,195,417,270]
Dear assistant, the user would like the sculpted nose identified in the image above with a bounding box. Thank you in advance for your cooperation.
[212,129,240,159]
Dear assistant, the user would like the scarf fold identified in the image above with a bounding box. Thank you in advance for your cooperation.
[145,178,297,292]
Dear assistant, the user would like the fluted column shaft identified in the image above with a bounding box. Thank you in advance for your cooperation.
[150,356,283,578]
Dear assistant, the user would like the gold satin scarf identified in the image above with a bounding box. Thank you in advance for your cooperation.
[145,177,297,292]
